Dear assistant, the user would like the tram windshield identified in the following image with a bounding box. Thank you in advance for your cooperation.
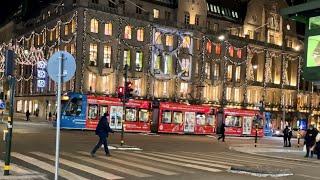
[252,115,264,128]
[64,97,82,116]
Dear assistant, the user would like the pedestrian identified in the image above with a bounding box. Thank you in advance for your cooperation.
[26,110,30,121]
[217,123,225,142]
[315,132,320,160]
[283,126,289,147]
[91,112,114,157]
[287,126,293,147]
[304,125,319,158]
[48,112,52,121]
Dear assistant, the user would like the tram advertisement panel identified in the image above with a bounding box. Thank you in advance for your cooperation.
[242,116,252,135]
[110,106,123,130]
[184,112,195,133]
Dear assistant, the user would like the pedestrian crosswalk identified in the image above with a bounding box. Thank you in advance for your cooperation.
[6,149,320,179]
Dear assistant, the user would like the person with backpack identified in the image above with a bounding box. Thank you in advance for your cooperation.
[304,125,319,158]
[91,112,114,157]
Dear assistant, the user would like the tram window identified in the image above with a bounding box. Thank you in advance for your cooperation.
[196,113,206,125]
[162,111,172,123]
[225,115,242,127]
[139,109,149,122]
[88,104,98,120]
[126,108,137,121]
[173,111,183,124]
[206,115,215,126]
[100,105,108,117]
[64,97,82,116]
[252,115,264,128]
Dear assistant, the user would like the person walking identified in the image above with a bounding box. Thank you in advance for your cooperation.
[217,123,225,142]
[91,112,114,157]
[315,131,320,160]
[304,125,319,158]
[287,126,293,147]
[283,126,289,147]
[26,110,30,121]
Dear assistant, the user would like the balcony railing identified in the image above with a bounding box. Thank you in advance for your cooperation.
[88,2,118,14]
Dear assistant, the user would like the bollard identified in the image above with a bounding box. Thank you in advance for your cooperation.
[254,124,258,147]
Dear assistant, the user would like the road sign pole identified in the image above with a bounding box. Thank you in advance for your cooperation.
[54,53,63,180]
[4,76,15,175]
[121,65,128,146]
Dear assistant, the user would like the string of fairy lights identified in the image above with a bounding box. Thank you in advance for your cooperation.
[0,8,306,107]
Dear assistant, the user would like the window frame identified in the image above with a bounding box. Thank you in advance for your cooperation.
[162,110,172,123]
[88,104,99,120]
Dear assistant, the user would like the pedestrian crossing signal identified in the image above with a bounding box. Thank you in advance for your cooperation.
[118,87,124,97]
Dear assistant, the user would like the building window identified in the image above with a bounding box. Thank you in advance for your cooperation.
[124,26,132,39]
[180,82,188,95]
[164,55,173,74]
[89,43,97,66]
[195,16,200,25]
[287,39,293,48]
[104,45,112,68]
[153,9,159,19]
[213,23,219,32]
[205,63,211,79]
[166,35,173,47]
[64,24,69,35]
[213,63,219,79]
[88,72,97,92]
[90,18,98,33]
[155,32,162,44]
[70,43,75,55]
[92,0,99,4]
[184,13,190,24]
[234,88,240,102]
[49,31,53,41]
[235,66,241,82]
[137,29,144,41]
[71,19,76,33]
[123,50,131,67]
[165,11,171,20]
[134,79,141,96]
[206,41,212,53]
[215,44,221,55]
[226,87,231,101]
[229,46,234,57]
[136,4,142,14]
[135,52,143,71]
[154,55,161,72]
[269,34,275,43]
[182,36,191,48]
[227,65,232,81]
[181,58,190,77]
[102,76,110,93]
[104,23,112,36]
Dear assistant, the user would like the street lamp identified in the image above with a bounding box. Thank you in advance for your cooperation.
[253,65,258,70]
[218,35,225,41]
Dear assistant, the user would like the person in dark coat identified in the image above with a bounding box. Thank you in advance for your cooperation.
[304,125,319,158]
[26,110,30,121]
[91,112,114,157]
[287,127,293,147]
[217,123,225,142]
[283,126,289,147]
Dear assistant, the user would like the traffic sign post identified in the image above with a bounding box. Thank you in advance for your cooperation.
[47,51,76,180]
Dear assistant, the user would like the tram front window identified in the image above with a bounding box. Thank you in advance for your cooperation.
[253,115,264,128]
[64,97,82,116]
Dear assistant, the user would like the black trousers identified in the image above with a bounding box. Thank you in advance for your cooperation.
[283,136,288,147]
[218,133,225,142]
[288,137,291,147]
[305,145,314,158]
[91,136,110,155]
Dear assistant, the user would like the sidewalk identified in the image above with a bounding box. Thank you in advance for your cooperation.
[1,113,49,124]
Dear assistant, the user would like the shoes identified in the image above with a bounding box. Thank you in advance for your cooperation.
[106,154,111,157]
[304,155,309,158]
[90,152,95,157]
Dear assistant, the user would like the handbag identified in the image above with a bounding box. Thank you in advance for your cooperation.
[303,144,307,152]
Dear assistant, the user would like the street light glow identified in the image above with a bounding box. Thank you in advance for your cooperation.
[294,45,301,51]
[218,35,225,41]
[253,65,258,69]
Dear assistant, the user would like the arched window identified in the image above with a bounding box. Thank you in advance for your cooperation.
[124,26,132,39]
[90,19,99,33]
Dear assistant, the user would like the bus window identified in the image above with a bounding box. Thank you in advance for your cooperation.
[196,113,206,125]
[88,104,98,120]
[252,115,264,128]
[206,114,215,126]
[162,110,172,123]
[64,97,82,116]
[139,109,149,122]
[173,111,183,124]
[126,108,137,121]
[100,105,108,117]
[225,116,242,127]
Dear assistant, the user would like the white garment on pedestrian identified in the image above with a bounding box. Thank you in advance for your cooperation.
[316,133,320,142]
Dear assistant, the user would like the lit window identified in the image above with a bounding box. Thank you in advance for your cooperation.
[207,3,209,11]
[90,18,99,33]
[234,88,240,102]
[163,81,168,95]
[89,43,97,66]
[166,35,173,47]
[49,31,53,41]
[153,9,159,18]
[123,50,131,67]
[235,66,241,82]
[104,45,112,68]
[229,46,234,57]
[164,55,173,74]
[182,36,191,48]
[88,72,97,92]
[206,41,212,53]
[237,49,242,58]
[71,19,76,33]
[70,43,75,55]
[226,87,231,100]
[211,4,214,12]
[181,58,190,77]
[213,5,216,13]
[154,55,161,72]
[205,63,211,79]
[37,35,41,45]
[215,44,221,54]
[213,63,219,78]
[155,32,162,44]
[232,11,235,18]
[124,26,132,39]
[184,13,190,24]
[102,76,110,93]
[137,29,144,41]
[104,23,112,36]
[227,65,232,81]
[64,24,69,35]
[217,6,220,13]
[180,82,188,94]
[235,12,238,18]
[135,52,143,71]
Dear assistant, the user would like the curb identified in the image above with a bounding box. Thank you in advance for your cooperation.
[106,144,143,151]
[229,146,320,165]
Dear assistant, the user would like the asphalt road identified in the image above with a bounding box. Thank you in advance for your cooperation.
[0,121,319,180]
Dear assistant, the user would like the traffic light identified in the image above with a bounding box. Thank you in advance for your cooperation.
[117,86,124,98]
[125,81,134,99]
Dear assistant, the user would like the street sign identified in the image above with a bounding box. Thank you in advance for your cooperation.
[47,51,76,83]
[0,100,5,109]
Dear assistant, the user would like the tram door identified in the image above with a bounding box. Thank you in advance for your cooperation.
[184,112,195,133]
[109,106,123,130]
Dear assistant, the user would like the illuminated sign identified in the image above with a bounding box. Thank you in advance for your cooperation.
[307,35,320,67]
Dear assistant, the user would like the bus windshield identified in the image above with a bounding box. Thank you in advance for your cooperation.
[64,97,82,116]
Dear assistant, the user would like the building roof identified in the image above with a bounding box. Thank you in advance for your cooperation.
[206,0,248,24]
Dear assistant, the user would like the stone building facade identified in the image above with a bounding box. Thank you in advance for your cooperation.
[0,0,319,130]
